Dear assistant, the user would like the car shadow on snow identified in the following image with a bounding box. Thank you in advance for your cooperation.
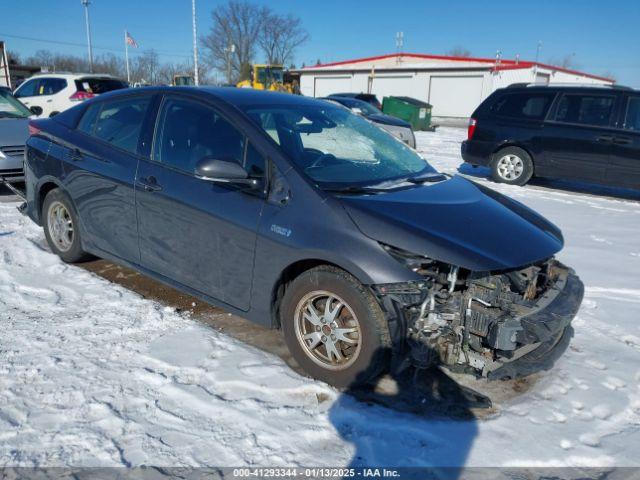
[329,347,488,476]
[457,163,640,202]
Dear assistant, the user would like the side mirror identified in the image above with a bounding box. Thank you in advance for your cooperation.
[194,156,260,188]
[30,106,43,116]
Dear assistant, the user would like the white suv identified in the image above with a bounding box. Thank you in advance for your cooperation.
[13,73,128,118]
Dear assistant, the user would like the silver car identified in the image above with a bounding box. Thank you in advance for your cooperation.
[0,89,30,182]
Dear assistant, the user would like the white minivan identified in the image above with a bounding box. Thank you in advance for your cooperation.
[13,73,128,118]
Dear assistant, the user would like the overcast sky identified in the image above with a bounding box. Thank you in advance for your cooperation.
[2,0,638,87]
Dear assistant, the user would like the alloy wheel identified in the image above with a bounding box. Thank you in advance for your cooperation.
[47,201,74,252]
[294,291,362,371]
[496,154,524,181]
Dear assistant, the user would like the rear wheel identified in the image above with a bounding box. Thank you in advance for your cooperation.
[42,189,90,263]
[490,147,534,186]
[280,266,390,388]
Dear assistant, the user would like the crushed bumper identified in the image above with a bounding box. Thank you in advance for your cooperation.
[484,270,584,379]
[373,258,584,380]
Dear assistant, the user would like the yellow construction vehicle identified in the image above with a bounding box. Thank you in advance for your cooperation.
[237,64,293,93]
[172,74,195,86]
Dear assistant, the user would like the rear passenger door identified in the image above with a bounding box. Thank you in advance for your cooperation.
[63,94,154,263]
[608,94,640,188]
[542,92,620,182]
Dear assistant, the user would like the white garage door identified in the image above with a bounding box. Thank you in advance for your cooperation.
[313,76,353,97]
[428,76,484,118]
[371,75,414,101]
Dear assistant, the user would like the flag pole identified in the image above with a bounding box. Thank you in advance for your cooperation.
[124,30,131,84]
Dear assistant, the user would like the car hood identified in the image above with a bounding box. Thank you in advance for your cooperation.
[0,118,29,146]
[339,175,564,271]
[366,113,411,128]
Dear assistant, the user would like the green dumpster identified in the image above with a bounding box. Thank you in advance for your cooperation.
[382,96,434,131]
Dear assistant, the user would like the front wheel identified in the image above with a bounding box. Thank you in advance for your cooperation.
[280,266,390,388]
[490,147,534,186]
[42,188,90,263]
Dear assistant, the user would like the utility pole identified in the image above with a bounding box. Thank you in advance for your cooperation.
[533,40,542,81]
[224,43,235,84]
[81,0,94,73]
[395,31,404,64]
[191,0,199,85]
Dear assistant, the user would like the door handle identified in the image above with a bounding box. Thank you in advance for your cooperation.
[68,148,83,162]
[136,176,162,192]
[596,135,613,143]
[613,136,632,145]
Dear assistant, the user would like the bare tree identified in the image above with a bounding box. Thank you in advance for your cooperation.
[92,53,125,77]
[600,71,616,82]
[446,46,472,58]
[7,50,21,65]
[157,60,196,85]
[201,1,269,83]
[259,13,309,65]
[131,49,160,84]
[15,46,196,85]
[548,54,579,69]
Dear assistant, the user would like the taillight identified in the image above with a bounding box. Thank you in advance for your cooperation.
[28,121,41,136]
[69,91,95,102]
[467,118,477,140]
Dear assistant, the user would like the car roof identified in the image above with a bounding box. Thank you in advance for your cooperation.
[94,86,338,108]
[29,73,123,80]
[329,92,376,98]
[503,83,635,94]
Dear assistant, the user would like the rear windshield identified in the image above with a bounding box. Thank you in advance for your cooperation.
[75,78,128,95]
[490,92,555,120]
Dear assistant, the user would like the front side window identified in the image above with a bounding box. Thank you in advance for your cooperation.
[554,94,615,127]
[244,103,431,189]
[92,96,150,154]
[623,97,640,131]
[153,97,246,173]
[491,93,555,120]
[14,79,39,98]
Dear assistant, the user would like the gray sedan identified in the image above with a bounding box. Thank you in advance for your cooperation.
[0,89,30,182]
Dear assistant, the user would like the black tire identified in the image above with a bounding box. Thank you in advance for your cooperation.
[42,188,90,263]
[280,265,390,388]
[490,146,534,186]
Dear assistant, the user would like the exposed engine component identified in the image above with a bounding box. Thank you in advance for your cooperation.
[374,246,581,378]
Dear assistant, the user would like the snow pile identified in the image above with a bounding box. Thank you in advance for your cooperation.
[0,127,639,467]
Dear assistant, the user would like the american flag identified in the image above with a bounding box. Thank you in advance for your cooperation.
[125,31,138,48]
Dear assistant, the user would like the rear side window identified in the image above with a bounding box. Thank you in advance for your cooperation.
[554,94,615,127]
[623,97,640,131]
[92,97,150,154]
[76,78,128,95]
[491,93,554,120]
[77,103,102,135]
[153,97,246,173]
[39,78,67,96]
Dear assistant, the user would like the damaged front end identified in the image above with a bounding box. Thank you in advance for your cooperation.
[372,245,584,380]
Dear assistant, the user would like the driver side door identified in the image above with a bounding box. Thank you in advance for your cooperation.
[135,95,266,310]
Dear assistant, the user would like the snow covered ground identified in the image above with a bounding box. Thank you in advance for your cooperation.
[1,127,639,468]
